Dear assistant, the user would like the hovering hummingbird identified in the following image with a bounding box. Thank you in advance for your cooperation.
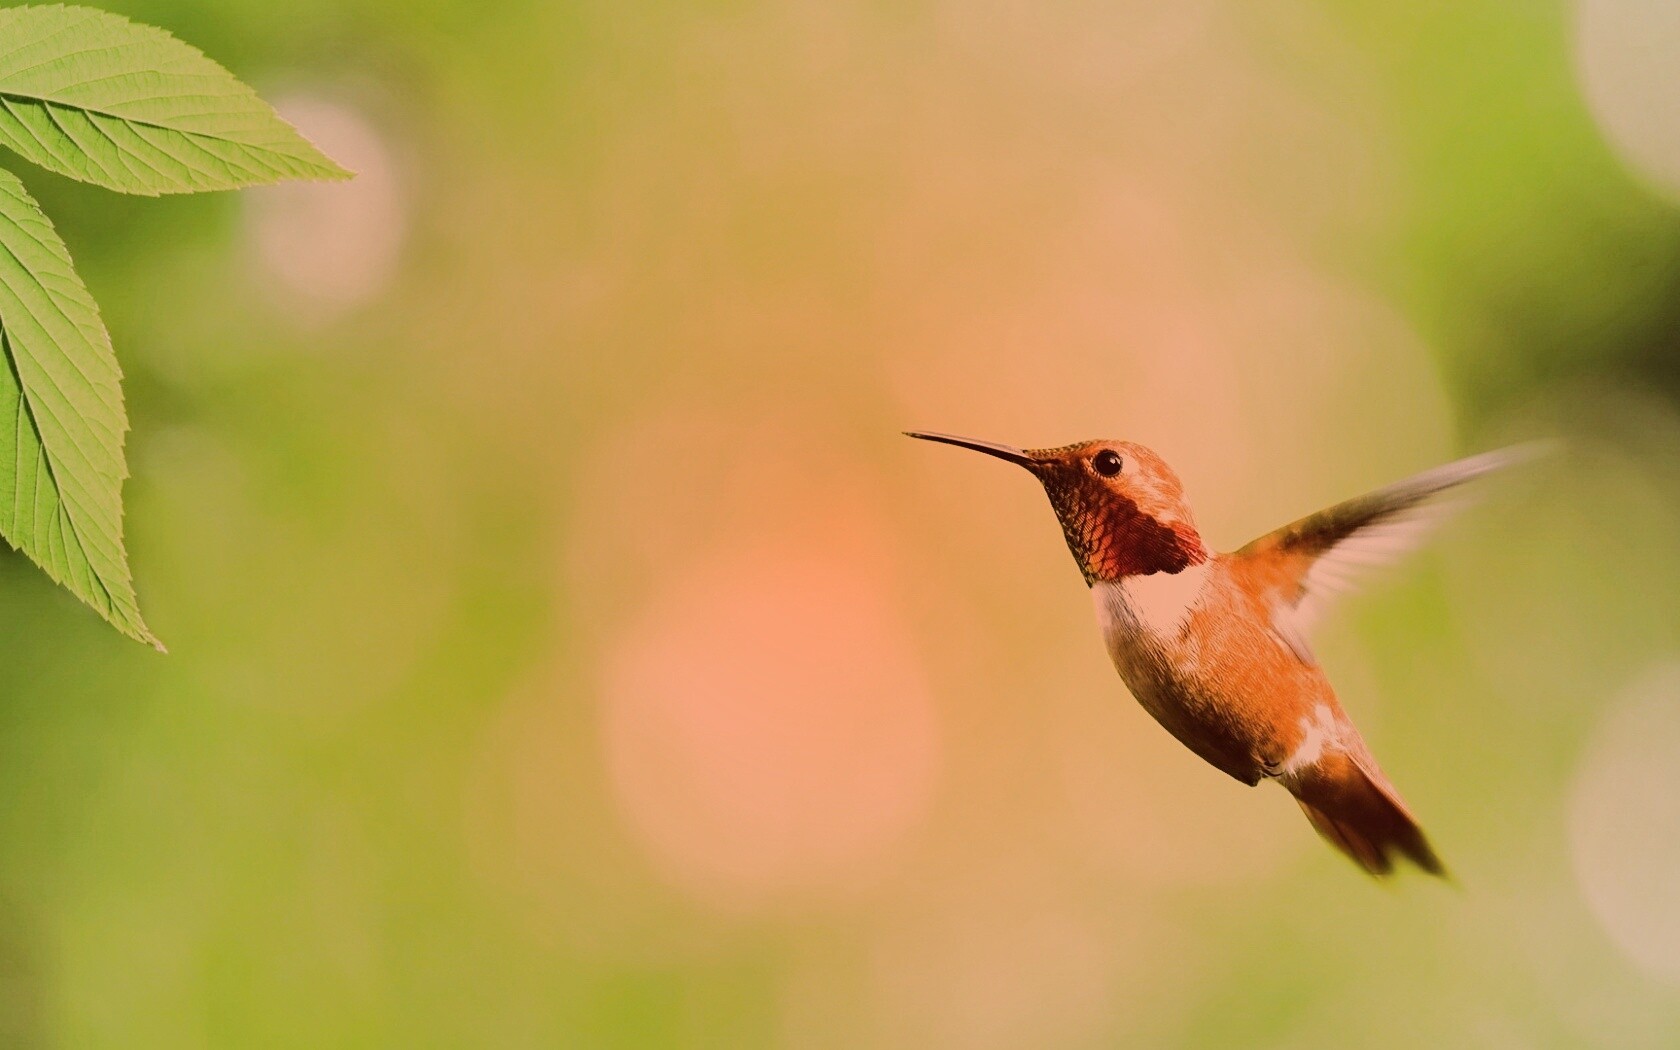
[907,431,1532,877]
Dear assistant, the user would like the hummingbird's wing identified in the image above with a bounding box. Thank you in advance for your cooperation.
[1235,444,1543,660]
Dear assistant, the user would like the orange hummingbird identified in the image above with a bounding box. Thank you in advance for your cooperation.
[907,431,1533,878]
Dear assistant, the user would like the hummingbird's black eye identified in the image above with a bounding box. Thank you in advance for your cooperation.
[1092,449,1123,477]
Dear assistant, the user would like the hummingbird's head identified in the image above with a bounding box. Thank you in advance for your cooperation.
[906,432,1208,585]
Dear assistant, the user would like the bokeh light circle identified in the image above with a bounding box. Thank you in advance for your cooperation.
[1569,662,1680,984]
[244,94,406,319]
[1575,0,1680,198]
[600,534,941,912]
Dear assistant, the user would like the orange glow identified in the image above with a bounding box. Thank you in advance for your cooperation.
[599,515,940,911]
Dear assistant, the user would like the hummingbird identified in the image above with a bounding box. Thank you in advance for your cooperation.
[907,430,1531,877]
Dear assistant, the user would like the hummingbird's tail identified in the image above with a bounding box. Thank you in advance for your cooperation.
[1284,751,1446,878]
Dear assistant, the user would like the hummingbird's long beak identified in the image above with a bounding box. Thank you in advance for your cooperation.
[904,431,1036,467]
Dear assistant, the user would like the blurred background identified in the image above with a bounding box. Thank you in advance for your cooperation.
[0,0,1677,1046]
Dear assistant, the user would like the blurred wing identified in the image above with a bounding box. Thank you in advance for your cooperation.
[1237,444,1543,660]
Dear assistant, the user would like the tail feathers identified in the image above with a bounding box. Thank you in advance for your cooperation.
[1286,752,1445,878]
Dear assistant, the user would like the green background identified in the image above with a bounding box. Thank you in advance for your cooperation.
[1,0,1678,1046]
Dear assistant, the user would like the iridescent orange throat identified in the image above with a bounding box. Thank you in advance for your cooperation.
[1037,471,1208,584]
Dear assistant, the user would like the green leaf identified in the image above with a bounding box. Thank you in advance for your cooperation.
[0,4,349,195]
[0,165,157,647]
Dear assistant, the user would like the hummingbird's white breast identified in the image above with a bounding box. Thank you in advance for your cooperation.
[1093,560,1211,654]
[1090,558,1284,784]
[1092,560,1215,709]
[1091,560,1256,773]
